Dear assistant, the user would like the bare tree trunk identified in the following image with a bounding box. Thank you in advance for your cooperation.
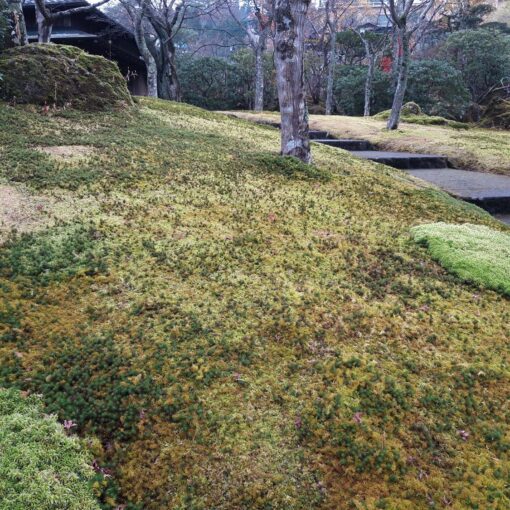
[363,39,374,117]
[158,45,180,101]
[254,42,264,112]
[6,0,27,45]
[325,30,336,115]
[35,2,52,42]
[387,28,409,130]
[274,0,311,163]
[133,17,157,97]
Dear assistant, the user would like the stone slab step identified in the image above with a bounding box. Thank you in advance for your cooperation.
[309,130,331,139]
[408,168,510,214]
[352,151,448,170]
[314,139,373,150]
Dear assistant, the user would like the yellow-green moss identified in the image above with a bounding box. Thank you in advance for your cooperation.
[0,98,508,510]
[0,44,132,110]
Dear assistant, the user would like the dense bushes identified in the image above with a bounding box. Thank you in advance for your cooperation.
[333,65,392,116]
[0,0,8,51]
[178,49,276,110]
[0,388,99,510]
[406,60,471,119]
[440,28,510,103]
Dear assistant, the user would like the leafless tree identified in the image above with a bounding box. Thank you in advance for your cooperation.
[274,0,311,163]
[356,27,388,116]
[120,1,158,97]
[322,0,355,115]
[227,0,274,111]
[383,0,440,129]
[34,0,111,43]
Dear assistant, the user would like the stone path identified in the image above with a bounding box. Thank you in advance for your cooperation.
[310,130,510,223]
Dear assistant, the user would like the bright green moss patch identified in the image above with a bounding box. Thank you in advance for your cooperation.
[412,222,510,295]
[0,388,99,510]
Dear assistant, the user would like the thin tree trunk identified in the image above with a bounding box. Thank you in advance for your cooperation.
[35,2,52,42]
[133,16,157,97]
[6,0,27,45]
[254,42,264,112]
[363,39,374,117]
[387,28,409,130]
[325,30,336,115]
[274,0,311,163]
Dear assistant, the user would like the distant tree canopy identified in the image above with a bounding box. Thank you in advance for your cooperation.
[0,0,9,51]
[178,49,276,110]
[406,60,471,119]
[441,28,510,103]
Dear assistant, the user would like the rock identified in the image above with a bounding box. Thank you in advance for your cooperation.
[0,43,133,110]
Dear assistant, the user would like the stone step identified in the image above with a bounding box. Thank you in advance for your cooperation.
[408,169,510,214]
[314,139,374,150]
[309,130,331,139]
[351,151,448,170]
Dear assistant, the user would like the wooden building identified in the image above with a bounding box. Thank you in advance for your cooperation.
[23,0,147,95]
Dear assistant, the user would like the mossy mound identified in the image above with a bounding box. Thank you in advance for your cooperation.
[480,91,510,129]
[0,388,99,510]
[0,44,133,110]
[0,98,509,509]
[401,101,422,115]
[374,105,469,129]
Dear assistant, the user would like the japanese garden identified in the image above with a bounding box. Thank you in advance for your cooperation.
[0,0,509,508]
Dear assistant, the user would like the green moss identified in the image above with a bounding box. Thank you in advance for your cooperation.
[411,222,510,295]
[0,44,132,110]
[0,99,509,510]
[373,108,469,129]
[0,388,99,510]
[0,224,107,285]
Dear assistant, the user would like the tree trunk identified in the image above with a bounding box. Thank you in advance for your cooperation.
[157,43,180,101]
[254,42,265,112]
[6,0,27,45]
[35,2,52,43]
[363,40,375,117]
[325,30,336,115]
[274,0,311,163]
[387,28,409,130]
[132,16,158,97]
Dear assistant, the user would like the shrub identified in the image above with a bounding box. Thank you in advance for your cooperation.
[406,60,471,119]
[0,388,99,510]
[333,65,392,115]
[0,0,8,51]
[440,29,510,103]
[0,44,133,110]
[178,50,277,111]
[411,222,510,296]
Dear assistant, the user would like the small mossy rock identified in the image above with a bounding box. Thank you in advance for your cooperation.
[0,44,133,110]
[480,91,510,129]
[401,101,422,115]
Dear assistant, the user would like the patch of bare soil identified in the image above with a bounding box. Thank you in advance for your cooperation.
[0,184,52,242]
[36,145,96,162]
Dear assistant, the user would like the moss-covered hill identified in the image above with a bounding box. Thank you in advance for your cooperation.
[0,99,509,510]
[228,110,510,177]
